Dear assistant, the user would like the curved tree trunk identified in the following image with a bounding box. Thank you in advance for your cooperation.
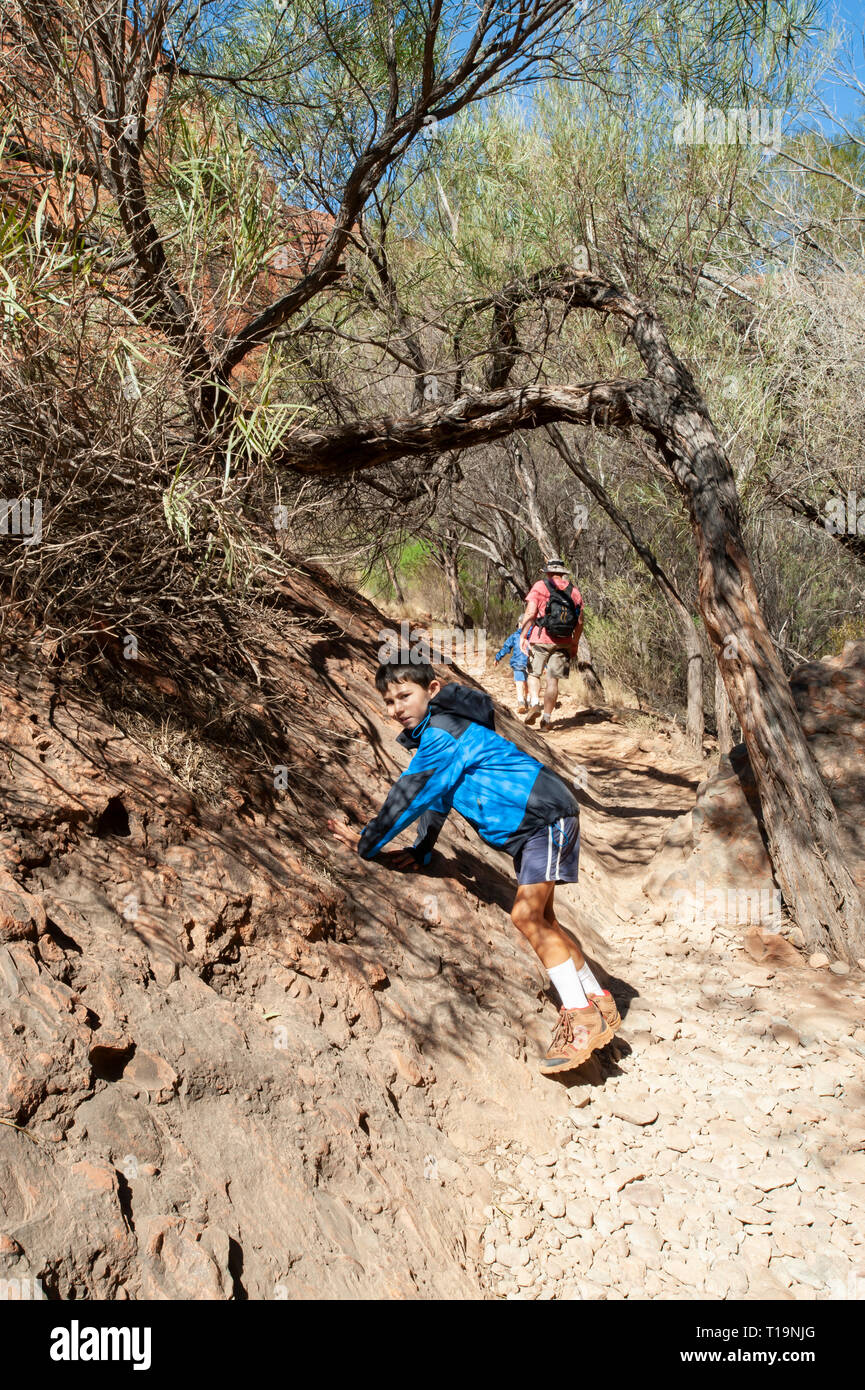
[650,394,864,961]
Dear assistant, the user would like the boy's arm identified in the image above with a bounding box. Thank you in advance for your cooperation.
[410,798,454,866]
[357,727,462,860]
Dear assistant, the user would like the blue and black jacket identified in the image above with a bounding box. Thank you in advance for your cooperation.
[495,628,529,674]
[358,683,578,865]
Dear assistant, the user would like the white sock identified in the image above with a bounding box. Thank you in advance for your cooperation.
[576,961,606,997]
[548,958,589,1010]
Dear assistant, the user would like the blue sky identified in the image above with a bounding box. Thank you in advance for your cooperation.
[814,1,865,126]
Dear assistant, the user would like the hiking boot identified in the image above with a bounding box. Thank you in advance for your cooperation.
[539,1003,614,1076]
[524,702,541,724]
[540,715,552,731]
[588,990,621,1031]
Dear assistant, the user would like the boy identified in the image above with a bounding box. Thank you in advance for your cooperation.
[327,662,620,1075]
[494,625,529,711]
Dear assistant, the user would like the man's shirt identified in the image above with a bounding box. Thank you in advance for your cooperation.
[524,576,583,646]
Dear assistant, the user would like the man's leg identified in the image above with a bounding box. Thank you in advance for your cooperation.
[525,647,543,722]
[543,675,559,719]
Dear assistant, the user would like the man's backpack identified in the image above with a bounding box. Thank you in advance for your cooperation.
[541,580,581,640]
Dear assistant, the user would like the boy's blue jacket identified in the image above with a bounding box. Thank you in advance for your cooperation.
[358,683,578,864]
[495,629,529,673]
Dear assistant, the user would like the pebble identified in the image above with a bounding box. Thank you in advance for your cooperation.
[704,1264,748,1298]
[732,1205,771,1225]
[770,1020,800,1047]
[809,953,830,969]
[626,1181,665,1208]
[627,1221,663,1260]
[664,1129,692,1153]
[542,1192,566,1220]
[752,1163,798,1192]
[565,1199,593,1230]
[497,1243,530,1269]
[829,961,850,976]
[610,1101,659,1127]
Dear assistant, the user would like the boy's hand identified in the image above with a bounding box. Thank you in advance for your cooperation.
[379,849,421,872]
[327,817,361,852]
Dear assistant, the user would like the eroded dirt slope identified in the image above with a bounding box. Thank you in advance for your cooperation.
[1,578,863,1300]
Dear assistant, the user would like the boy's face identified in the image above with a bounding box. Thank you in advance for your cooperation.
[383,678,441,729]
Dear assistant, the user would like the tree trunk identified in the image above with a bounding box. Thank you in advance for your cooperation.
[383,552,405,604]
[655,402,865,960]
[440,546,471,628]
[576,633,605,701]
[546,423,698,741]
[663,591,704,751]
[481,559,491,631]
[715,662,733,755]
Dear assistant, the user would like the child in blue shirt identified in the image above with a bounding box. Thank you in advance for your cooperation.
[327,662,620,1076]
[495,627,529,711]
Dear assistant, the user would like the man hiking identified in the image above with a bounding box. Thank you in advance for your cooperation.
[519,557,583,731]
[327,662,620,1075]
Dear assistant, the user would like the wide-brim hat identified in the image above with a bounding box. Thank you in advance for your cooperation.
[544,556,568,574]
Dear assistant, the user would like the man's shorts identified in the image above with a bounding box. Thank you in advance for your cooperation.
[529,643,570,680]
[513,815,580,885]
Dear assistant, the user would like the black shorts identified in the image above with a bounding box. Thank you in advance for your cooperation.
[512,815,580,885]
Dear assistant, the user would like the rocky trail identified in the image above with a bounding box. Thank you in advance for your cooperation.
[1,583,863,1300]
[474,665,865,1301]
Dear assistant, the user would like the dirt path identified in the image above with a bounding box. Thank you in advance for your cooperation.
[476,666,865,1300]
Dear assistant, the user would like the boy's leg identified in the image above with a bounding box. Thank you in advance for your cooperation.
[511,881,574,970]
[514,673,528,709]
[511,882,613,1073]
[544,888,621,1029]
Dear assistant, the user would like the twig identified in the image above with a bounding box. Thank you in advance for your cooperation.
[0,1116,54,1151]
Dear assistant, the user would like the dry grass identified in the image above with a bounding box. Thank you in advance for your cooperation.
[112,709,232,801]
